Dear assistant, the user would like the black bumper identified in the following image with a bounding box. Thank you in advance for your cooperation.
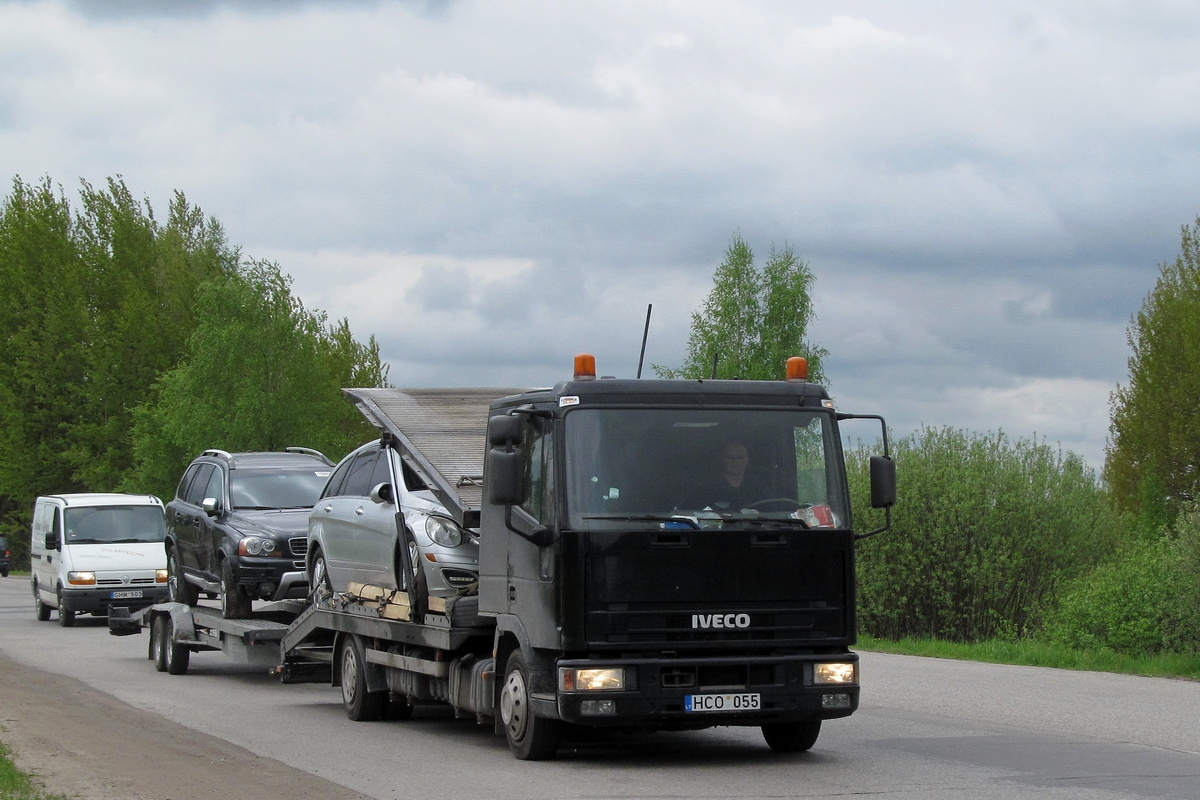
[60,586,169,614]
[553,651,859,729]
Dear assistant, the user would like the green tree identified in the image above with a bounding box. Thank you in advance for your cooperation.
[124,260,388,499]
[1106,216,1200,519]
[655,234,828,384]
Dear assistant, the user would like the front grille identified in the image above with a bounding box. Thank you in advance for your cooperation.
[97,578,157,586]
[289,537,308,557]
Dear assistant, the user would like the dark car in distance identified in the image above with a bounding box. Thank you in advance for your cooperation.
[0,535,9,577]
[165,448,333,618]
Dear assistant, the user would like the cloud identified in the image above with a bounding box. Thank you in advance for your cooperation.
[3,0,1199,471]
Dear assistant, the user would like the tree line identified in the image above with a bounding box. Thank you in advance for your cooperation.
[0,176,386,567]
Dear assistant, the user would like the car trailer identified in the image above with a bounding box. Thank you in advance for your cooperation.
[109,601,320,678]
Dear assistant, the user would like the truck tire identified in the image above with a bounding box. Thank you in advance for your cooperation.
[151,615,169,672]
[499,651,560,760]
[34,582,51,621]
[167,547,198,607]
[57,588,75,627]
[762,719,821,752]
[340,638,385,721]
[163,615,190,675]
[220,558,252,619]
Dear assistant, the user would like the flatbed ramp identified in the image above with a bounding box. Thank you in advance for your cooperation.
[343,387,523,527]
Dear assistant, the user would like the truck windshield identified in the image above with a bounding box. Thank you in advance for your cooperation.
[564,407,848,530]
[64,506,166,544]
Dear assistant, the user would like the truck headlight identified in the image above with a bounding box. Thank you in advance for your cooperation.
[67,571,96,586]
[814,662,858,685]
[156,569,169,583]
[559,667,626,692]
[239,537,277,556]
[426,516,463,547]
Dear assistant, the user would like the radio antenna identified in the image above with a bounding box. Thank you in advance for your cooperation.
[636,303,653,379]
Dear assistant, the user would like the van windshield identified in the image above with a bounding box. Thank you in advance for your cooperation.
[63,506,166,544]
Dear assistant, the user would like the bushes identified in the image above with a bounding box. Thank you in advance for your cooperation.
[848,427,1119,643]
[1043,505,1200,656]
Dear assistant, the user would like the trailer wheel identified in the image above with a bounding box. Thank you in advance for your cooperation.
[499,651,560,760]
[167,547,198,606]
[151,615,169,672]
[340,638,385,721]
[56,587,75,627]
[163,616,190,675]
[762,719,821,752]
[34,581,51,621]
[220,558,252,620]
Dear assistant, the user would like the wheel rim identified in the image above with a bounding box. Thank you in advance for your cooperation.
[341,645,360,706]
[152,620,163,662]
[220,567,232,615]
[167,553,181,602]
[408,539,419,577]
[311,556,327,595]
[500,667,529,740]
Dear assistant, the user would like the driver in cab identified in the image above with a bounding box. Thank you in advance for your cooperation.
[708,440,767,513]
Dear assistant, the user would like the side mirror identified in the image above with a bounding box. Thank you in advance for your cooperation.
[869,455,897,509]
[488,414,523,447]
[44,532,60,551]
[370,482,394,505]
[487,449,525,505]
[202,497,221,516]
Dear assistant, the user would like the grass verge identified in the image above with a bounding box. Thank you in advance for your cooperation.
[857,633,1200,681]
[0,741,70,800]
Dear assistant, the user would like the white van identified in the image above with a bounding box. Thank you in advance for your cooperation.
[30,493,169,626]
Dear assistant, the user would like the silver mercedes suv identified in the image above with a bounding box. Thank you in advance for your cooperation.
[306,439,479,616]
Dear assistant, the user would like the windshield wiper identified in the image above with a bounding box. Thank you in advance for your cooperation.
[720,516,811,530]
[581,514,702,530]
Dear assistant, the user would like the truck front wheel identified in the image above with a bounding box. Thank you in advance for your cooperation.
[499,651,560,760]
[762,719,821,752]
[340,638,385,721]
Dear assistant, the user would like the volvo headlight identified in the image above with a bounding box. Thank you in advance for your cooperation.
[814,662,858,685]
[239,537,277,556]
[426,516,463,547]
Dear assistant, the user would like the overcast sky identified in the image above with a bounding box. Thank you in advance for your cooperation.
[4,0,1199,472]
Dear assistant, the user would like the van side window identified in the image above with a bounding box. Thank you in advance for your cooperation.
[51,507,62,541]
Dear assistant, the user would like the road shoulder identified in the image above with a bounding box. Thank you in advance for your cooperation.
[0,651,371,800]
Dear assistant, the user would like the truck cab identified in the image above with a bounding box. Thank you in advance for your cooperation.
[481,355,895,758]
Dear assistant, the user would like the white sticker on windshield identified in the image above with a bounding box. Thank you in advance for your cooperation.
[559,396,580,407]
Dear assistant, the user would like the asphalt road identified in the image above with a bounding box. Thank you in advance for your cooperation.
[1,574,1197,799]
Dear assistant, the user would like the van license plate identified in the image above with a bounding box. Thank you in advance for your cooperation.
[110,590,143,599]
[685,693,760,712]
